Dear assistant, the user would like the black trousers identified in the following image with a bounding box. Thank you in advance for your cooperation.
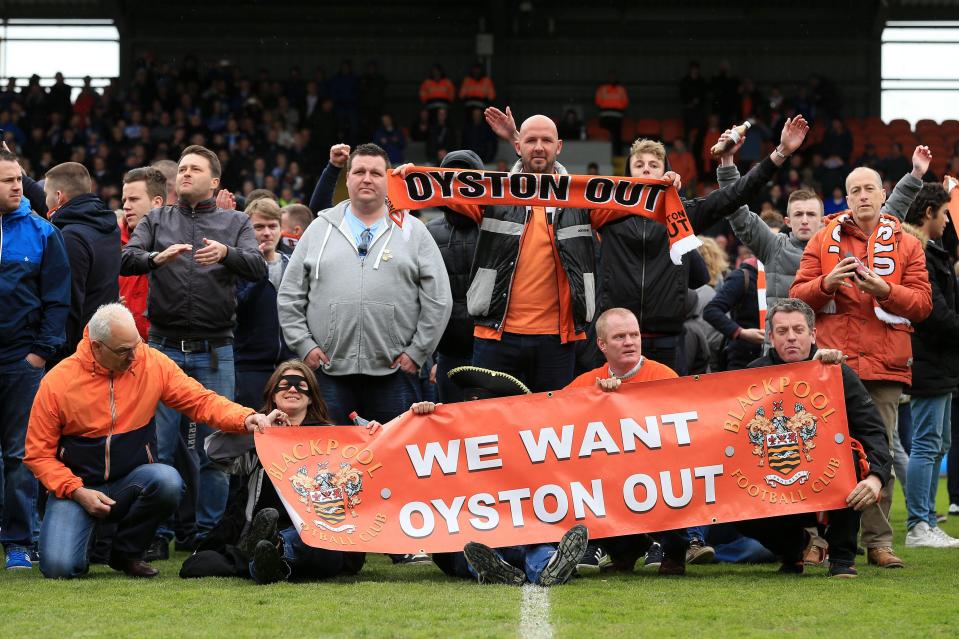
[735,507,861,567]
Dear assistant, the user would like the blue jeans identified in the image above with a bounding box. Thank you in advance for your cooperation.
[0,358,43,550]
[249,527,356,583]
[235,368,272,411]
[906,395,952,530]
[150,341,235,538]
[467,544,555,585]
[317,370,421,425]
[472,333,576,393]
[39,464,182,578]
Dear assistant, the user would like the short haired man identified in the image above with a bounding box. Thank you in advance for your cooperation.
[902,183,959,548]
[739,299,892,577]
[151,159,178,206]
[567,308,677,390]
[119,167,166,340]
[790,168,932,568]
[278,143,452,425]
[44,161,121,360]
[0,149,70,569]
[121,145,266,551]
[234,198,295,408]
[25,304,286,579]
[564,308,688,573]
[280,202,313,252]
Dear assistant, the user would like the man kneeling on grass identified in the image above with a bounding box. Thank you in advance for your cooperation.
[24,304,288,579]
[414,366,589,587]
[735,298,892,578]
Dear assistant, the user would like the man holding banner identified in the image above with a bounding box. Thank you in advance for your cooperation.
[390,113,693,392]
[739,298,892,578]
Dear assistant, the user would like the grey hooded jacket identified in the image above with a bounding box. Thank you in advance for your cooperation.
[278,200,452,376]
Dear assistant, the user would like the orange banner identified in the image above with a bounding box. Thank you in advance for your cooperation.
[386,167,699,263]
[255,361,857,554]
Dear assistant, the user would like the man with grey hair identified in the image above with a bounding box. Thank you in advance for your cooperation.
[25,304,287,579]
[739,298,892,578]
[791,164,932,568]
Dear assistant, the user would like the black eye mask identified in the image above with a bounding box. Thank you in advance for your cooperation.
[275,374,309,394]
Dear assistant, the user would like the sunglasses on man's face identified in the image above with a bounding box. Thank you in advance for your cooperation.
[274,374,309,394]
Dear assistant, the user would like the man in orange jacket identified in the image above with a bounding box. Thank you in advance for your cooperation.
[790,166,932,569]
[25,303,288,579]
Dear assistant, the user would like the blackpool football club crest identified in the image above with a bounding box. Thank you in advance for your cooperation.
[289,461,364,533]
[746,400,818,487]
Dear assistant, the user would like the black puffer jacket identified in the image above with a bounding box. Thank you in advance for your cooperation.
[599,156,779,335]
[428,150,482,358]
[748,345,892,487]
[51,193,120,355]
[910,240,959,396]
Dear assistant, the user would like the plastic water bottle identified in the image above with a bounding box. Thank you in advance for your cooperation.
[710,120,752,157]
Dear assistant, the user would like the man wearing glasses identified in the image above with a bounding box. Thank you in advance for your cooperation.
[278,143,451,425]
[25,304,288,579]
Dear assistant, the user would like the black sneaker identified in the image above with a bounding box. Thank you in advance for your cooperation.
[143,538,170,562]
[174,536,197,552]
[828,563,858,579]
[463,542,526,585]
[642,542,664,569]
[778,560,805,575]
[238,508,279,559]
[251,539,289,584]
[539,524,589,587]
[576,544,610,575]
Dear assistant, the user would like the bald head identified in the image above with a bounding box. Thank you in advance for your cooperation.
[845,166,882,193]
[515,114,562,174]
[519,114,558,138]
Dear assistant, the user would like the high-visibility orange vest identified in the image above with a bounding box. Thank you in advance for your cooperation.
[420,78,456,106]
[595,84,629,115]
[459,76,496,105]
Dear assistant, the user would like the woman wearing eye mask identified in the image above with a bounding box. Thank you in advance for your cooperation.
[180,359,375,583]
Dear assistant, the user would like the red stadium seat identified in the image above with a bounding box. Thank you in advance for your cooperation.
[888,118,912,134]
[586,118,610,141]
[660,118,684,143]
[635,118,661,139]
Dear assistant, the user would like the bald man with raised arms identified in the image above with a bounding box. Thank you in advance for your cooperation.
[395,115,682,392]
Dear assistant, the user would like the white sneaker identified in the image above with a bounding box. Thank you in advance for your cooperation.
[905,522,952,548]
[949,503,959,515]
[929,526,959,548]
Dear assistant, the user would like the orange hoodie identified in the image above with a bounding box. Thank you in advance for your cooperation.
[25,329,253,498]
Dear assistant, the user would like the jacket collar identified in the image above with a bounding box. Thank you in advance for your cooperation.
[176,197,217,214]
[766,343,818,366]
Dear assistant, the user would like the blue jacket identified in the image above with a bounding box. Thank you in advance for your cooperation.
[234,253,295,371]
[0,196,71,364]
[50,193,121,356]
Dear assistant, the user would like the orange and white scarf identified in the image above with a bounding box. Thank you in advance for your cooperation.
[820,211,908,325]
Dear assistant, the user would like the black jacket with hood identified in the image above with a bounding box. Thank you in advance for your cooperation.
[50,193,120,355]
[426,150,481,359]
[910,239,959,397]
[598,156,780,335]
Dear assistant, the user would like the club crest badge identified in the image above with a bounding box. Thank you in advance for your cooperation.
[746,400,818,487]
[289,461,364,534]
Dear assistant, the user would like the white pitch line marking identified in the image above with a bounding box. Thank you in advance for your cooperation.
[519,583,554,639]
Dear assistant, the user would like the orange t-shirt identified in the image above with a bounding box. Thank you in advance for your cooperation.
[566,358,678,389]
[474,206,576,341]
